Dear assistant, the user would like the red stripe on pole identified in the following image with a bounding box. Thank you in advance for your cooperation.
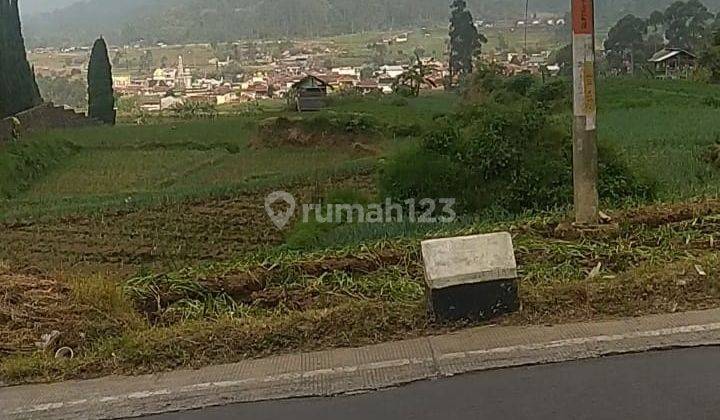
[572,0,593,35]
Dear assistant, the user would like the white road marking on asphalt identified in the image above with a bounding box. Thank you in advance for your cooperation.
[5,323,720,416]
[439,323,720,361]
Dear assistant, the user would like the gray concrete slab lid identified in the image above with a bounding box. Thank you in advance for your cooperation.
[421,232,517,289]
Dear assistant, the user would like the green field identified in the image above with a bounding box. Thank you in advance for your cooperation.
[4,78,720,384]
[0,94,455,220]
[599,79,720,199]
[3,77,720,277]
[322,24,567,66]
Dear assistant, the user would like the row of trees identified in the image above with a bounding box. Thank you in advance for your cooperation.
[604,0,720,73]
[0,0,42,118]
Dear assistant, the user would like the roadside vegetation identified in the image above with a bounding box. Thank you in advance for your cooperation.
[4,76,720,384]
[4,198,720,384]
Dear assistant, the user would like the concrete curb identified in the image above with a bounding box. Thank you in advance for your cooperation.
[3,308,720,419]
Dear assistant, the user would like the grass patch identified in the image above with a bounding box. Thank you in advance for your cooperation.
[0,137,79,199]
[599,78,720,200]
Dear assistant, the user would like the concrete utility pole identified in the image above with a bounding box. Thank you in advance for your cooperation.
[524,0,530,54]
[571,0,599,225]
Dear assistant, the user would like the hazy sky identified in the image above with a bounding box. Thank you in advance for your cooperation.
[19,0,81,16]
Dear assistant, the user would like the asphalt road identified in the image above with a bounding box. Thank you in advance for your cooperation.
[145,347,720,420]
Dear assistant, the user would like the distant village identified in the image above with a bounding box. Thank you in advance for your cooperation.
[29,18,569,113]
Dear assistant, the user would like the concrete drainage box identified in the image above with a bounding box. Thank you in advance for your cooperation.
[421,232,519,322]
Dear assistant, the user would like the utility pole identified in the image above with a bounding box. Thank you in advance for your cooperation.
[524,0,529,54]
[571,0,599,225]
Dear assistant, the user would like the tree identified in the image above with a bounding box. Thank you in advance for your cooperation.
[449,0,486,78]
[664,0,714,50]
[368,42,388,65]
[87,37,116,125]
[549,43,573,76]
[393,53,437,97]
[604,14,649,73]
[0,0,42,118]
[648,10,665,30]
[140,50,154,71]
[700,29,720,82]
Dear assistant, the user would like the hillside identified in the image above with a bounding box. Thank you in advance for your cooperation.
[23,0,720,47]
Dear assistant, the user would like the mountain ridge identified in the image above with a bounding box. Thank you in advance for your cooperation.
[22,0,720,47]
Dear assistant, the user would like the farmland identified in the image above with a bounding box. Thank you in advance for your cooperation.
[3,78,720,384]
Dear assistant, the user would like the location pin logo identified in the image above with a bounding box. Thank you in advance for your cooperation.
[265,191,296,230]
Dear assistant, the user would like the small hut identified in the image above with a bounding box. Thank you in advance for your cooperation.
[290,75,329,112]
[648,48,697,80]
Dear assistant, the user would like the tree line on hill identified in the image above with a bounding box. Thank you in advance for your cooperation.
[22,0,720,47]
[603,0,720,80]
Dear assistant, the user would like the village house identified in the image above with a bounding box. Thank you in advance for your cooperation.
[112,75,132,88]
[355,80,381,95]
[137,95,163,112]
[378,64,406,79]
[241,83,271,101]
[648,48,697,80]
[377,76,396,94]
[331,67,361,77]
[213,86,238,105]
[290,75,329,112]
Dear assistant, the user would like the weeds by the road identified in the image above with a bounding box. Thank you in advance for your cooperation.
[3,199,720,385]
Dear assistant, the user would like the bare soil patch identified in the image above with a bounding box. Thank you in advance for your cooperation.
[0,173,376,276]
[249,116,379,150]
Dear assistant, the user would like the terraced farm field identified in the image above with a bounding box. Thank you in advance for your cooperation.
[4,80,720,385]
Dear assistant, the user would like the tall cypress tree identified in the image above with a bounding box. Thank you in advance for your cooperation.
[0,0,42,118]
[449,0,486,78]
[87,37,115,125]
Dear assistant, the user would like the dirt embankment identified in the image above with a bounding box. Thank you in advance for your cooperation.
[249,115,382,153]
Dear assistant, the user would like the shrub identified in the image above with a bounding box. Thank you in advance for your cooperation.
[285,217,334,250]
[378,143,465,207]
[422,116,461,154]
[504,74,537,96]
[598,144,656,203]
[530,79,571,105]
[380,101,653,215]
[389,122,423,138]
[703,96,720,109]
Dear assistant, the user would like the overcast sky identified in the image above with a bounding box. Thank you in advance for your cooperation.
[19,0,81,16]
